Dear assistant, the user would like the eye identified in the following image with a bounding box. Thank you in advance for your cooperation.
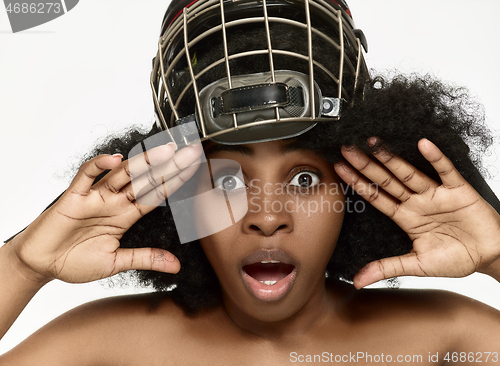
[289,170,321,188]
[213,174,246,192]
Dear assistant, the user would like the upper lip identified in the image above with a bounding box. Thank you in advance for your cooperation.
[240,248,297,268]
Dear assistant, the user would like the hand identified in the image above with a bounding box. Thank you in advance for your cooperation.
[11,142,203,284]
[334,138,500,289]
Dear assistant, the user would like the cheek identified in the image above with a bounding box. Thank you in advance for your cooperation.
[295,192,345,249]
[199,230,238,277]
[199,236,226,283]
[193,190,248,240]
[199,235,245,298]
[199,234,225,263]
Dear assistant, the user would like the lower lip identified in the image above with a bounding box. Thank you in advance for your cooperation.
[241,268,297,302]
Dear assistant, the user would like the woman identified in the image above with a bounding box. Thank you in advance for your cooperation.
[0,0,500,362]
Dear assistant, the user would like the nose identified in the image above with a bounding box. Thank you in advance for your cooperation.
[242,189,294,236]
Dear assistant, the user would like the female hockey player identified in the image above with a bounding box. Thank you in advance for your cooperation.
[1,0,499,364]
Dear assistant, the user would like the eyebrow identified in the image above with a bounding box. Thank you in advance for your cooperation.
[281,140,309,153]
[203,139,308,157]
[203,144,253,156]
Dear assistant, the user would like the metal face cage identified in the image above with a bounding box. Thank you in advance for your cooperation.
[151,0,368,145]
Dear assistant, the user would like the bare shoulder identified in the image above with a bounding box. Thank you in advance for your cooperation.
[338,283,500,353]
[0,292,215,366]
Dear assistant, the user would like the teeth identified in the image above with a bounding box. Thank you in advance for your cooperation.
[260,260,280,264]
[259,280,277,286]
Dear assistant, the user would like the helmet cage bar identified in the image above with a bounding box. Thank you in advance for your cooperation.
[150,0,367,142]
[173,50,346,124]
[162,17,356,89]
[156,35,351,129]
[261,0,281,122]
[183,8,206,137]
[305,0,315,119]
[190,116,333,141]
[353,37,361,98]
[153,5,356,112]
[337,8,344,100]
[218,0,239,130]
[161,14,358,77]
[157,0,219,103]
[152,0,224,139]
[152,19,352,135]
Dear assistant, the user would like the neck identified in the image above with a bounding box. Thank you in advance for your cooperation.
[222,280,340,342]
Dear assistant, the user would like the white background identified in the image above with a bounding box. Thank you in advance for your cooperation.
[1,0,500,354]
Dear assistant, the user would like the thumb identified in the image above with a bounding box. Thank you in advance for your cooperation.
[114,247,181,274]
[353,252,424,289]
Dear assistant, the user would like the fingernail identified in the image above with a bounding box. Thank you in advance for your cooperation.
[421,138,433,150]
[339,164,352,173]
[341,145,354,152]
[112,153,123,158]
[166,142,178,151]
[153,251,176,263]
[165,252,176,262]
[367,137,378,147]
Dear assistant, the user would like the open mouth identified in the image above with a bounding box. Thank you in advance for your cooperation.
[240,250,297,301]
[243,261,295,286]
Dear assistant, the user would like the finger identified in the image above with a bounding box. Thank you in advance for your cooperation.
[352,252,427,289]
[368,138,439,195]
[101,142,178,193]
[113,247,181,274]
[334,162,401,218]
[69,154,123,195]
[418,138,465,189]
[128,144,203,202]
[341,146,413,202]
[172,143,203,169]
[133,158,201,208]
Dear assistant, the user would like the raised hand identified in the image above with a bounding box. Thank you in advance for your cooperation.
[10,142,203,284]
[334,138,500,289]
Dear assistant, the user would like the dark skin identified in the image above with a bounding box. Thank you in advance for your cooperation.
[4,283,498,365]
[1,139,500,365]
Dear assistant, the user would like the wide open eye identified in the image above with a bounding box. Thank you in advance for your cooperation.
[289,170,321,188]
[213,173,246,192]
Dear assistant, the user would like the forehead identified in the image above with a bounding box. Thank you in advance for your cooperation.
[203,139,319,158]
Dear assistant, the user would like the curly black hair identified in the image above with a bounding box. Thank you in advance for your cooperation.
[80,22,495,314]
